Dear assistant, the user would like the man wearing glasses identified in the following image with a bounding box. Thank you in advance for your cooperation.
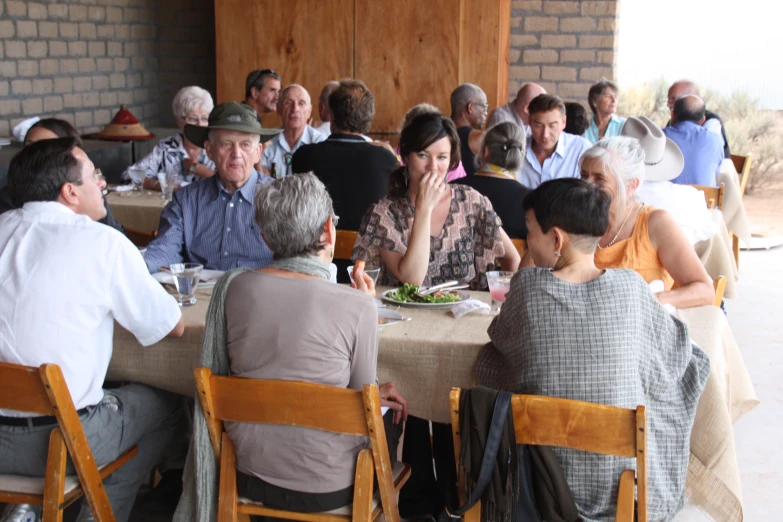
[450,83,490,176]
[244,68,282,118]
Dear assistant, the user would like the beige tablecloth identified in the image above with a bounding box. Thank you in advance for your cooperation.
[107,287,757,522]
[106,191,167,233]
[717,160,751,243]
[695,209,739,298]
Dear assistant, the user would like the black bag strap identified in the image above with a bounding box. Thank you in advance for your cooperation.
[440,390,513,521]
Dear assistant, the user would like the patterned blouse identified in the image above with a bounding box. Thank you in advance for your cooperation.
[352,184,505,290]
[121,133,215,183]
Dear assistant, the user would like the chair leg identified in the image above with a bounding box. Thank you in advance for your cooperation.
[42,428,67,522]
[352,449,375,522]
[218,432,238,522]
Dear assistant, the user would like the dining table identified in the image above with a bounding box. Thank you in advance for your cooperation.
[105,189,167,233]
[695,209,739,298]
[107,284,757,522]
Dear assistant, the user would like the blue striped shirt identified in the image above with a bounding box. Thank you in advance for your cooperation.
[144,170,274,272]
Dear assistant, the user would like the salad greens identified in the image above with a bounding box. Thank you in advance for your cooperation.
[389,283,462,304]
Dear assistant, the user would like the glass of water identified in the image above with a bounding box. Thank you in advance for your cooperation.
[486,271,514,311]
[128,167,146,195]
[169,263,203,306]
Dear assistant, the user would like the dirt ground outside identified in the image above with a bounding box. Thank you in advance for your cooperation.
[744,182,783,237]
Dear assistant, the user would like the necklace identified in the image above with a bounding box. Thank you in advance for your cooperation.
[598,203,635,249]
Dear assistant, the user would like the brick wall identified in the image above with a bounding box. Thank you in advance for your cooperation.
[508,0,620,105]
[0,0,216,138]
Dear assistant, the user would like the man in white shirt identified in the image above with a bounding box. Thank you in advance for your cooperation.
[261,84,327,178]
[517,94,592,189]
[486,82,546,137]
[0,138,185,522]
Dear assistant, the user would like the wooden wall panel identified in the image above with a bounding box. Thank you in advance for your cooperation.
[215,0,354,127]
[355,0,461,133]
[459,0,510,107]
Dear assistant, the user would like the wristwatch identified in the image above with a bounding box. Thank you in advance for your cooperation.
[188,163,197,175]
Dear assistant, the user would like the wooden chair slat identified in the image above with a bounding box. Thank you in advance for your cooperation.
[352,449,375,522]
[335,230,358,261]
[195,368,224,459]
[511,238,527,258]
[691,183,726,211]
[218,432,238,522]
[731,153,752,196]
[362,385,399,522]
[713,276,727,307]
[0,363,55,415]
[614,469,635,522]
[207,375,369,436]
[42,428,67,522]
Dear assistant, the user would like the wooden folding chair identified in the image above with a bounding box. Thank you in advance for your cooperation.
[713,276,727,307]
[0,363,138,522]
[335,230,359,261]
[691,182,725,210]
[511,238,527,258]
[124,227,157,247]
[449,389,647,522]
[194,369,411,522]
[731,153,752,197]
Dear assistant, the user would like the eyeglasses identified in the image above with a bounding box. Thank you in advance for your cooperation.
[184,115,210,125]
[471,102,490,111]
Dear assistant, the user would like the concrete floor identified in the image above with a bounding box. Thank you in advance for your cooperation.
[677,245,783,521]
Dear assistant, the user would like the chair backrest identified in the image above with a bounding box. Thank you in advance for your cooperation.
[713,276,727,307]
[0,363,56,416]
[511,238,527,258]
[125,227,157,247]
[449,389,648,522]
[730,153,752,196]
[692,183,725,210]
[335,230,358,261]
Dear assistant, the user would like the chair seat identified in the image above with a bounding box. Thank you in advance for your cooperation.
[238,462,408,516]
[0,460,117,497]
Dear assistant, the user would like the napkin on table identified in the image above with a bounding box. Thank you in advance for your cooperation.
[450,299,491,319]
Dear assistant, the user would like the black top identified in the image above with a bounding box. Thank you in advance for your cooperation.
[0,185,125,234]
[456,174,530,239]
[457,126,477,176]
[291,133,399,231]
[704,110,731,159]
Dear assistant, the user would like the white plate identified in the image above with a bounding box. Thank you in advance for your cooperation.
[152,269,225,288]
[377,308,406,328]
[381,288,470,310]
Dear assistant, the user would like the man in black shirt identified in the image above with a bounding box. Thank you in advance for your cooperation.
[450,83,489,176]
[291,79,398,232]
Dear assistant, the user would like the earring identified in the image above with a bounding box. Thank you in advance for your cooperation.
[554,250,561,257]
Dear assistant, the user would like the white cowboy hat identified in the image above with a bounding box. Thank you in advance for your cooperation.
[620,116,684,182]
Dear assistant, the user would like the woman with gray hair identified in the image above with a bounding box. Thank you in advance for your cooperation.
[583,80,626,143]
[459,121,530,239]
[122,85,216,190]
[222,173,407,513]
[581,137,714,308]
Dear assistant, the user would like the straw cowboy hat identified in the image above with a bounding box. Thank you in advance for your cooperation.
[620,116,684,181]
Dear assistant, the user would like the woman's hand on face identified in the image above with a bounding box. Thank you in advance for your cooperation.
[379,382,408,424]
[415,171,448,214]
[350,260,376,298]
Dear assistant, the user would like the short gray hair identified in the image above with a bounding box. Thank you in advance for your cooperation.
[399,103,440,133]
[450,83,484,117]
[478,122,526,171]
[172,86,214,119]
[579,136,646,209]
[254,173,335,259]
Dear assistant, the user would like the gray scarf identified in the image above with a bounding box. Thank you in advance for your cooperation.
[270,255,331,280]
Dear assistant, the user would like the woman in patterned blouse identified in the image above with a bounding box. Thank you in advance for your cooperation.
[353,112,519,290]
[122,86,216,190]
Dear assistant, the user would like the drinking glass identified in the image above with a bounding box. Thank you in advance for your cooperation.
[128,167,146,195]
[169,263,203,306]
[348,265,381,286]
[486,271,514,311]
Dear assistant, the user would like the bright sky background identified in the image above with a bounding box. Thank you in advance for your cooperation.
[617,0,783,109]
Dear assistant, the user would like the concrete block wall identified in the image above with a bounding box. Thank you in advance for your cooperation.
[0,0,215,138]
[508,0,620,105]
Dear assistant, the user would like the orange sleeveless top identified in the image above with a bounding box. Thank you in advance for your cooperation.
[594,205,674,290]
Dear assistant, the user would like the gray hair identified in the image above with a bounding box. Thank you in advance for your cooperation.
[450,83,484,117]
[254,173,335,259]
[579,136,646,210]
[172,86,214,119]
[319,81,340,107]
[478,122,526,171]
[399,103,440,133]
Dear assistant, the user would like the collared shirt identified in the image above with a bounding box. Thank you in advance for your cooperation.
[0,202,182,415]
[262,125,326,178]
[144,170,274,272]
[122,133,215,183]
[517,132,592,189]
[486,102,531,137]
[663,121,723,187]
[582,114,626,144]
[635,181,717,244]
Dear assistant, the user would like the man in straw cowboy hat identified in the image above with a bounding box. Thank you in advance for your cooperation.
[143,102,280,272]
[622,116,717,245]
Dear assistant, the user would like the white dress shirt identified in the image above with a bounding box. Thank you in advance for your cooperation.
[634,181,717,244]
[261,125,326,178]
[0,202,182,415]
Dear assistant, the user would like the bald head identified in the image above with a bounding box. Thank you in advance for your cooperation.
[667,80,700,110]
[514,83,547,125]
[278,84,312,131]
[318,81,340,122]
[672,94,706,125]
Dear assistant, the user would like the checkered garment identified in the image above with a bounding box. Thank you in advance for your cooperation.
[475,268,710,522]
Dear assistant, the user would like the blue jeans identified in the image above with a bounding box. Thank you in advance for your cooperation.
[0,384,182,522]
